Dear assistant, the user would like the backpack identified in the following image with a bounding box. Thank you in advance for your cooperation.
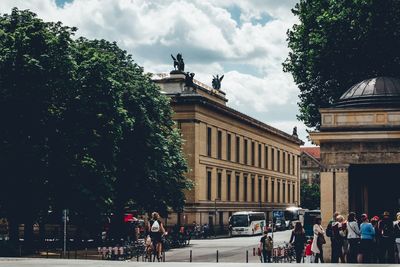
[151,220,160,232]
[326,221,333,237]
[380,220,394,238]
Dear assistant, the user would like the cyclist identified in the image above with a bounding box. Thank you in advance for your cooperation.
[147,212,165,261]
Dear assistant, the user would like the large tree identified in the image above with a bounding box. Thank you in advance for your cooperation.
[284,0,400,128]
[0,8,189,250]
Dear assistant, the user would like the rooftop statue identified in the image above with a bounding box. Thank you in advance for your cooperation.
[212,74,224,90]
[185,72,195,87]
[292,126,298,137]
[171,53,185,72]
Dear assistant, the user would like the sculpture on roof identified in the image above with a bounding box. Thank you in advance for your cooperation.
[171,53,185,72]
[212,74,224,90]
[185,72,195,87]
[292,126,298,137]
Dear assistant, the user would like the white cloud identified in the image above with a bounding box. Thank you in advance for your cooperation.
[0,0,311,143]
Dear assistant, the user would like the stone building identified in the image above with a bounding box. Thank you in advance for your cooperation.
[310,77,400,260]
[154,71,303,230]
[300,147,321,185]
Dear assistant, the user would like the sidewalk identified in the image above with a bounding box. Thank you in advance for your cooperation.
[0,258,399,267]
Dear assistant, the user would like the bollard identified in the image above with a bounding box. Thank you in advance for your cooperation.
[253,247,255,256]
[85,248,88,259]
[216,250,219,263]
[75,250,77,259]
[190,250,192,262]
[60,250,63,259]
[68,249,70,259]
[19,245,22,257]
[136,254,139,262]
[163,251,165,262]
[46,247,49,258]
[246,250,248,263]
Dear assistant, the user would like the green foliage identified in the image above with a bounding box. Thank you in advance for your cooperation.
[0,8,189,242]
[300,179,320,210]
[284,0,400,128]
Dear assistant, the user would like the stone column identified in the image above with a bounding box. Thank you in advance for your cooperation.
[320,166,349,262]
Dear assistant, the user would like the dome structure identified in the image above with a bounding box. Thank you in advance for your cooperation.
[335,77,400,108]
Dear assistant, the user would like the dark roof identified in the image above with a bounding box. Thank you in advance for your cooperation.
[335,77,400,108]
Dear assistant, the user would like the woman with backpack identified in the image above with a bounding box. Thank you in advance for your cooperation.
[147,212,166,261]
[289,221,306,263]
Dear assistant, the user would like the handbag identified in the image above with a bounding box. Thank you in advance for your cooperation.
[317,233,326,245]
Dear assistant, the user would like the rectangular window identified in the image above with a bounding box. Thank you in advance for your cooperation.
[217,172,222,199]
[288,154,291,175]
[258,177,262,202]
[244,140,248,165]
[207,127,212,157]
[293,183,295,203]
[271,180,275,203]
[292,155,295,175]
[251,176,255,202]
[265,178,268,202]
[258,144,262,168]
[251,141,255,166]
[277,150,281,172]
[236,136,240,163]
[277,180,281,203]
[227,173,231,201]
[217,130,222,159]
[236,174,240,201]
[265,146,268,169]
[283,181,286,203]
[288,182,291,203]
[271,148,275,171]
[207,171,212,200]
[227,134,231,161]
[244,175,248,201]
[283,152,286,173]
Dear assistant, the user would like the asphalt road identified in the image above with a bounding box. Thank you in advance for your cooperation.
[162,229,292,263]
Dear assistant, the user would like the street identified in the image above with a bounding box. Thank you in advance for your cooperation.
[163,230,292,263]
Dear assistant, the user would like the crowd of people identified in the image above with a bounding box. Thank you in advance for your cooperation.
[258,211,400,263]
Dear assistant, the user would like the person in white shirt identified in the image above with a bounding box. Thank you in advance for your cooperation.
[347,212,360,263]
[311,217,325,263]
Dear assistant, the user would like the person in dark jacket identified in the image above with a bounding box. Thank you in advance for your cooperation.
[290,222,306,263]
[378,211,395,263]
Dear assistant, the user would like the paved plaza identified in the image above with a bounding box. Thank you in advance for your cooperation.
[163,230,291,263]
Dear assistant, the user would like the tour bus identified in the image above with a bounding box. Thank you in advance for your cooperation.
[229,211,266,236]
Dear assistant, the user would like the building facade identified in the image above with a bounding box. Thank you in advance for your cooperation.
[310,77,400,261]
[300,147,321,185]
[154,72,303,230]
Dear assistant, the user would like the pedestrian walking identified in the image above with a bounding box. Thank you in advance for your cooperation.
[289,221,307,263]
[260,231,272,263]
[347,212,360,263]
[331,214,346,263]
[311,217,325,263]
[359,214,375,263]
[370,216,380,263]
[394,212,400,263]
[378,211,395,263]
[305,239,314,263]
[326,211,339,261]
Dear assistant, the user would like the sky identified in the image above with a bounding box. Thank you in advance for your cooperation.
[0,0,313,145]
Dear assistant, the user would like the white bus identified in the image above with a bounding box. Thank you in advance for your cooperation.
[229,211,266,236]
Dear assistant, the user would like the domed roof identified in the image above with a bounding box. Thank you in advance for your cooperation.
[335,77,400,108]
